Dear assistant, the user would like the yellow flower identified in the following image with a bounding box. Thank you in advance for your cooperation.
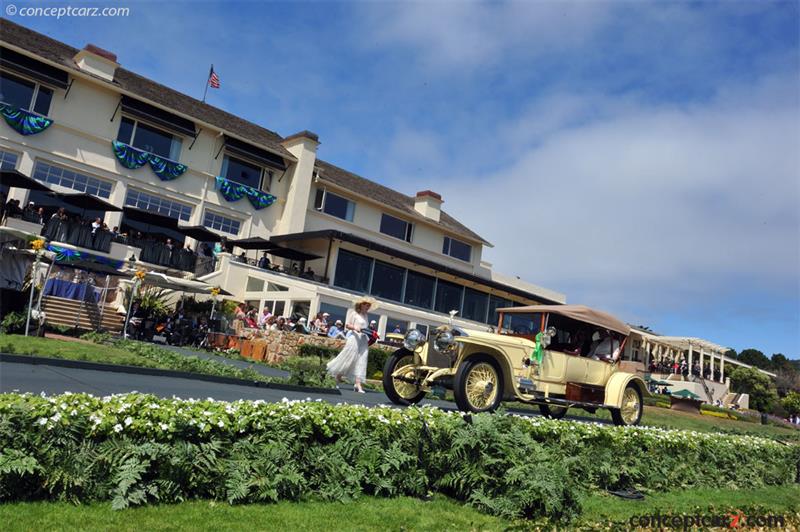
[30,239,45,251]
[134,270,146,281]
[210,287,221,297]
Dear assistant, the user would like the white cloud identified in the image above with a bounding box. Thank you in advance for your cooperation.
[422,76,799,322]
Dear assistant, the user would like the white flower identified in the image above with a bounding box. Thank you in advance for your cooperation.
[217,420,224,428]
[113,424,123,433]
[37,417,48,426]
[159,423,169,431]
[124,416,133,426]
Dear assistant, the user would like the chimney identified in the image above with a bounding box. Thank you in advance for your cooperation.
[414,190,443,222]
[73,44,118,82]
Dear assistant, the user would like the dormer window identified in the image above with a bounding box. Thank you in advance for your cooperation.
[0,71,53,115]
[380,213,413,242]
[443,236,472,262]
[222,154,271,191]
[314,188,355,222]
[116,116,182,160]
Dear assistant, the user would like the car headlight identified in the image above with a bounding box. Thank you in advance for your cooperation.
[403,329,425,350]
[434,330,455,351]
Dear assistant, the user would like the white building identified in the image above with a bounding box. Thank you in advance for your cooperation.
[0,19,564,337]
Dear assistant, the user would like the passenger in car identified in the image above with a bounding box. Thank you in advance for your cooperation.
[589,331,621,361]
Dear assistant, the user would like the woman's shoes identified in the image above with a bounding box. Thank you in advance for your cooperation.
[355,389,366,394]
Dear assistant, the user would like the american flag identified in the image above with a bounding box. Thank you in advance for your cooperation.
[208,66,220,89]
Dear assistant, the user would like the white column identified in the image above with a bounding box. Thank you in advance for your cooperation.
[708,351,715,379]
[688,342,693,370]
[720,351,725,382]
[698,349,704,376]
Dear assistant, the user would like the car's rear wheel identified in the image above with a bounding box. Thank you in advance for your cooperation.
[453,355,504,413]
[383,350,426,406]
[539,404,569,419]
[610,384,643,426]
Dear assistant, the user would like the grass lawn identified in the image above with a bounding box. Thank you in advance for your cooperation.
[0,334,267,383]
[2,487,798,531]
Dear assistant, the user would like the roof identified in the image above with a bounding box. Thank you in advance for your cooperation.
[0,18,292,161]
[315,159,490,245]
[499,304,631,336]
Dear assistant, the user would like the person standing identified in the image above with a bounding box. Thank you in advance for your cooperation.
[326,296,375,393]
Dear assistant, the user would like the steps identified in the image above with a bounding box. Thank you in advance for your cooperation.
[40,295,125,334]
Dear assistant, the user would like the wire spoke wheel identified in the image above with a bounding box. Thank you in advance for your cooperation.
[620,387,640,424]
[465,362,499,410]
[393,354,420,400]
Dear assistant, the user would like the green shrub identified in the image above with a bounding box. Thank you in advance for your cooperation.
[296,342,393,379]
[277,357,336,388]
[0,393,796,521]
[0,311,27,335]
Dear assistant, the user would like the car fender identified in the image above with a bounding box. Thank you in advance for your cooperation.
[456,340,519,397]
[604,372,649,408]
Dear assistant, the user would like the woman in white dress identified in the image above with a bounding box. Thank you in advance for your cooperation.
[326,296,375,393]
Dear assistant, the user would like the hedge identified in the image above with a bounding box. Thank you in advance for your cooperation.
[0,393,797,521]
[297,343,391,379]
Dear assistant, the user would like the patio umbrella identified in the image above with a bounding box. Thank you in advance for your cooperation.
[143,271,232,295]
[0,169,53,192]
[54,192,121,213]
[671,389,701,400]
[122,206,179,230]
[178,224,222,242]
[265,246,321,261]
[227,236,274,249]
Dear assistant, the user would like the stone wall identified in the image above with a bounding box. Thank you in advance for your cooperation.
[237,329,395,364]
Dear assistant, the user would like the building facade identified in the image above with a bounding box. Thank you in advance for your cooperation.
[0,19,565,337]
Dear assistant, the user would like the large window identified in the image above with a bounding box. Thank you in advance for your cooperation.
[319,302,349,327]
[333,249,372,292]
[33,161,113,198]
[125,188,191,221]
[443,236,472,262]
[314,188,355,222]
[487,295,513,325]
[117,117,182,160]
[434,279,463,314]
[501,313,542,336]
[404,270,435,309]
[370,260,405,302]
[0,71,53,115]
[221,154,270,190]
[0,150,19,170]
[462,288,489,323]
[202,210,241,236]
[380,213,413,242]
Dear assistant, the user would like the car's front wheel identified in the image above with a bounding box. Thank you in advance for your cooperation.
[453,354,504,413]
[383,349,426,406]
[539,404,569,419]
[610,384,643,426]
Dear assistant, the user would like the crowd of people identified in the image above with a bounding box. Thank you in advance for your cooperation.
[649,358,724,383]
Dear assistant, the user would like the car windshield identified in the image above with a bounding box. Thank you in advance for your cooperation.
[500,313,542,337]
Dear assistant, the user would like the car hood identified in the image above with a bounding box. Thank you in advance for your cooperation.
[456,328,535,349]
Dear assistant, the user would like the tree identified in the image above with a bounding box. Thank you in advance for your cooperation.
[729,367,779,413]
[771,353,793,373]
[737,349,771,370]
[723,348,737,360]
[782,392,800,417]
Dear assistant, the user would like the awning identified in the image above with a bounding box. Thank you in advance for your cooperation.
[1,169,53,192]
[142,272,232,295]
[178,224,222,242]
[121,95,196,137]
[58,258,126,276]
[265,247,321,262]
[0,225,40,243]
[228,236,273,250]
[54,192,121,212]
[122,206,179,229]
[0,46,69,89]
[223,135,287,171]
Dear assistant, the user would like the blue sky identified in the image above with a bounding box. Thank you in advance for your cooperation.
[9,1,799,357]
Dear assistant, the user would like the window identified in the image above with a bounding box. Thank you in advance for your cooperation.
[487,295,513,325]
[0,150,19,170]
[203,211,241,236]
[380,213,413,242]
[266,282,289,292]
[291,300,311,319]
[221,154,270,191]
[386,319,410,335]
[245,277,264,292]
[370,260,405,302]
[414,323,430,338]
[403,270,435,309]
[442,236,472,262]
[0,71,53,115]
[262,300,287,317]
[125,189,191,221]
[333,249,372,292]
[462,288,489,323]
[117,117,182,160]
[33,161,113,198]
[315,188,355,221]
[501,313,542,336]
[319,302,349,327]
[434,279,464,314]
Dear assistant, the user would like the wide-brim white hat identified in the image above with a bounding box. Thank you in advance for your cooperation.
[353,295,378,310]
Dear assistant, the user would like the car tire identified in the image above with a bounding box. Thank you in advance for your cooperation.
[453,354,504,413]
[383,349,426,406]
[610,384,643,426]
[539,404,569,419]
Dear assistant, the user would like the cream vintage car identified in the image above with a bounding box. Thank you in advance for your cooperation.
[382,305,648,426]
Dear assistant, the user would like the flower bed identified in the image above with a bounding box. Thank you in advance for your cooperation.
[0,393,797,521]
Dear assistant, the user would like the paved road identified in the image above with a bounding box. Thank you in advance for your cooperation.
[160,345,291,379]
[0,359,607,424]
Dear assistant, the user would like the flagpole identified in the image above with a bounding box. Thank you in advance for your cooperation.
[202,64,212,103]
